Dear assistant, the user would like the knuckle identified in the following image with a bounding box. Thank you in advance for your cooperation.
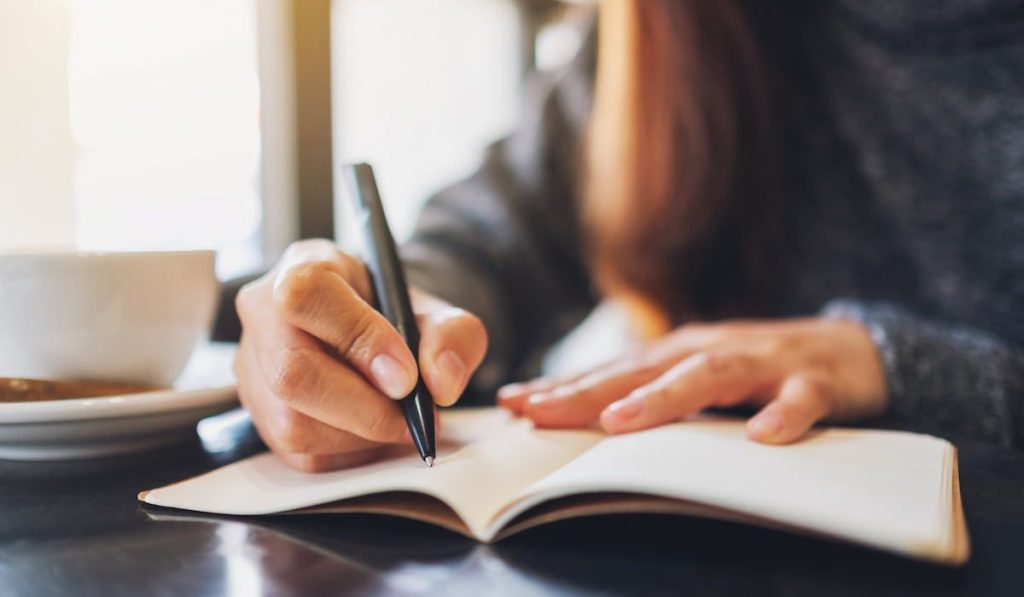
[766,333,803,358]
[269,348,320,400]
[334,251,364,279]
[339,309,383,363]
[275,262,331,318]
[693,349,753,376]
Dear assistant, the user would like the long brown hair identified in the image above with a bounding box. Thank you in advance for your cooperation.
[585,0,779,336]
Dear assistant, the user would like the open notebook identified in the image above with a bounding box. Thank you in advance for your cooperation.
[141,408,969,565]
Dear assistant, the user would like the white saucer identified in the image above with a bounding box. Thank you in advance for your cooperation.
[0,343,239,461]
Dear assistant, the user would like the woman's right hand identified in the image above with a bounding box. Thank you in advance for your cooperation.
[234,239,488,472]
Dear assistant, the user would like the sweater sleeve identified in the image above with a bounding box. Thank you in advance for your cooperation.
[400,44,599,402]
[823,299,1024,447]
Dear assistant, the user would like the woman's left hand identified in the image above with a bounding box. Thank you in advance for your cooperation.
[498,318,888,444]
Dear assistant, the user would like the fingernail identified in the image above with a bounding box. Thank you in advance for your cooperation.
[749,414,783,439]
[437,350,466,395]
[371,353,414,399]
[606,395,644,421]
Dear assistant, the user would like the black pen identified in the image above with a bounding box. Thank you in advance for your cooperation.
[343,163,436,467]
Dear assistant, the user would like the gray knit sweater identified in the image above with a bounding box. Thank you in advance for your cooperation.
[402,1,1024,447]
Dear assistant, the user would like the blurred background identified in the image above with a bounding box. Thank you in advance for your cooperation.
[0,0,593,279]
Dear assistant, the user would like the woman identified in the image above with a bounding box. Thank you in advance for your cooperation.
[233,0,1023,472]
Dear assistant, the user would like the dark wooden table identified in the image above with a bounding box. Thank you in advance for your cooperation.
[2,410,1023,597]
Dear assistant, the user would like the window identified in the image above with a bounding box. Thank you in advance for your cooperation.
[69,0,262,278]
[2,0,540,277]
[331,0,523,244]
[0,0,262,278]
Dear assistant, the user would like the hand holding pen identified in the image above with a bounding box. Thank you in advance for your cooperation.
[230,177,488,472]
[344,163,441,465]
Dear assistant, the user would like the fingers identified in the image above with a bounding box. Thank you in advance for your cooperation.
[496,351,655,415]
[261,400,386,456]
[600,351,775,434]
[255,336,410,443]
[273,259,418,399]
[498,334,703,416]
[518,356,672,428]
[415,302,488,407]
[746,374,832,444]
[496,370,589,414]
[277,239,375,300]
[235,241,491,474]
[236,346,387,454]
[498,318,872,445]
[235,342,399,473]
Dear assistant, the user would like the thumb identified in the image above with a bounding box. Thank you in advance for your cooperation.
[414,291,488,407]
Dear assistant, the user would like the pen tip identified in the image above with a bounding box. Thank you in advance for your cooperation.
[425,456,434,468]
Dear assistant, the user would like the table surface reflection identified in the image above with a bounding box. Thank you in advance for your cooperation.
[2,410,1023,597]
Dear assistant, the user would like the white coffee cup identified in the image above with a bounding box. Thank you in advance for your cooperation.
[0,250,218,386]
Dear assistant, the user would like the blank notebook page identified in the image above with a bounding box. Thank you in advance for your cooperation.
[504,418,953,557]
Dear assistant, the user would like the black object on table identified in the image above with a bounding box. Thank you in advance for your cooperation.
[343,162,435,466]
[1,410,1023,597]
